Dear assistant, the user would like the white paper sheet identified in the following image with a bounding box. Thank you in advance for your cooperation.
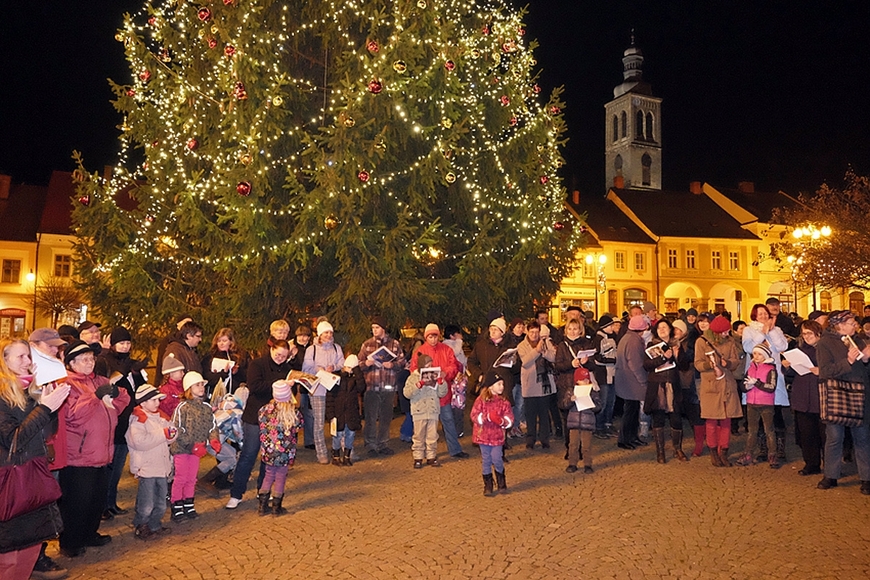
[573,383,595,412]
[782,348,814,376]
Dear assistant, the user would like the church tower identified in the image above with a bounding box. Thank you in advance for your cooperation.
[604,38,662,191]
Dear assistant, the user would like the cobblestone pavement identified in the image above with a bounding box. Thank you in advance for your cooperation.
[51,420,870,579]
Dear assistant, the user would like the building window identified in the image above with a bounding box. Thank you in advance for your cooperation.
[729,251,739,271]
[634,252,645,271]
[1,260,21,284]
[641,153,652,186]
[664,298,679,314]
[712,250,722,270]
[624,288,647,310]
[667,249,678,269]
[686,249,696,269]
[621,111,627,138]
[646,112,654,141]
[54,255,72,277]
[0,308,26,338]
[612,115,618,142]
[614,251,626,270]
[582,262,594,279]
[714,299,726,314]
[635,110,644,138]
[820,291,832,312]
[849,291,864,315]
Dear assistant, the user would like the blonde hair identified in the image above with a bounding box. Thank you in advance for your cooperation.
[273,399,299,430]
[269,320,290,335]
[0,339,31,411]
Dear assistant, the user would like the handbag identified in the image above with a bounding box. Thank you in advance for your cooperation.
[0,432,63,522]
[450,372,467,410]
[819,378,865,427]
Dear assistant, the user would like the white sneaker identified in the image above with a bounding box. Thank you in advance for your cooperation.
[225,497,241,509]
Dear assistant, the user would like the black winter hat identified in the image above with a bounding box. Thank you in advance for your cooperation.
[110,326,132,346]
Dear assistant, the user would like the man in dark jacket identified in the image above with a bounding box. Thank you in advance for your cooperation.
[766,297,797,340]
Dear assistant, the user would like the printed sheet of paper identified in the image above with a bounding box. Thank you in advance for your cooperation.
[315,370,340,391]
[573,383,595,412]
[31,346,67,385]
[783,348,814,376]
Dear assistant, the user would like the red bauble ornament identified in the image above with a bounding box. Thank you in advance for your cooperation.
[518,27,526,36]
[148,16,156,26]
[367,79,382,94]
[510,116,517,126]
[187,139,199,151]
[234,82,248,100]
[78,195,90,206]
[236,181,252,196]
[358,170,370,183]
[444,60,455,71]
[539,176,549,185]
[223,0,234,4]
[224,45,236,56]
[198,8,211,21]
[482,25,490,35]
[550,106,561,115]
[554,221,565,231]
[208,38,218,49]
[533,84,541,94]
[499,95,510,106]
[366,40,379,53]
[126,89,136,97]
[139,70,151,82]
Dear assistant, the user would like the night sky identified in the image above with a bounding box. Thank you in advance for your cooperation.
[2,1,868,196]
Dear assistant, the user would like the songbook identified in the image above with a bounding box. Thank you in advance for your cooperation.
[30,346,67,386]
[210,358,235,373]
[492,348,518,368]
[287,370,318,393]
[420,366,441,389]
[315,370,340,391]
[367,345,398,368]
[645,342,668,359]
[573,383,595,412]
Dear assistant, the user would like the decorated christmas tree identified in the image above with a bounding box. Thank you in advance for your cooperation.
[73,0,584,347]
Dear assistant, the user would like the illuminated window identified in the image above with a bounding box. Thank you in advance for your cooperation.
[634,252,645,271]
[712,250,722,270]
[667,249,678,268]
[614,251,626,270]
[729,251,739,271]
[54,255,72,277]
[1,260,21,284]
[686,250,696,269]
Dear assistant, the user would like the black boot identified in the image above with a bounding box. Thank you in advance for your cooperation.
[653,428,666,464]
[672,429,689,462]
[272,495,286,516]
[332,448,341,466]
[756,430,769,462]
[483,473,494,497]
[197,466,223,498]
[775,429,787,462]
[214,470,233,490]
[171,500,186,523]
[343,448,353,466]
[183,497,198,519]
[257,492,271,516]
[495,470,508,493]
[199,465,222,484]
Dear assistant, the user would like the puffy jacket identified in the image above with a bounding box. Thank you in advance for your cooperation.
[410,341,459,406]
[64,371,129,467]
[170,399,217,455]
[745,362,777,406]
[126,408,173,478]
[403,370,448,420]
[470,394,514,446]
[158,378,184,418]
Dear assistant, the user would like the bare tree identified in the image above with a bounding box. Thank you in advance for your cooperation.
[34,275,83,328]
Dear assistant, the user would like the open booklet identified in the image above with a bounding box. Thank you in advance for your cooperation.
[573,383,596,412]
[645,341,675,372]
[419,366,442,389]
[492,348,518,368]
[286,370,318,393]
[210,357,235,374]
[31,346,67,386]
[367,345,398,368]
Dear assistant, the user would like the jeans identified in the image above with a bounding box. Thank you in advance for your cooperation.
[364,389,395,451]
[399,390,414,440]
[596,383,616,431]
[332,427,356,450]
[106,442,128,509]
[512,384,524,427]
[619,399,640,444]
[524,395,551,444]
[439,404,462,456]
[211,438,238,473]
[480,444,504,475]
[133,476,167,530]
[171,454,200,502]
[230,422,262,500]
[824,422,870,480]
[299,391,314,446]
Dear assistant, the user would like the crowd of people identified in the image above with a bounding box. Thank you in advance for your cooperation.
[2,297,870,579]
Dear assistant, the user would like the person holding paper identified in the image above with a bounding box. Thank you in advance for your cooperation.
[325,355,365,466]
[202,328,249,399]
[781,320,824,476]
[642,320,688,463]
[303,322,345,465]
[554,319,597,458]
[614,315,649,450]
[404,353,449,468]
[735,343,780,468]
[558,370,600,474]
[517,321,557,451]
[358,316,405,458]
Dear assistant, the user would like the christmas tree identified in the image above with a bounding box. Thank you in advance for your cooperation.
[73,0,584,348]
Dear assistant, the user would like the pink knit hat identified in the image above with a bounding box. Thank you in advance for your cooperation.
[272,380,293,403]
[628,315,647,331]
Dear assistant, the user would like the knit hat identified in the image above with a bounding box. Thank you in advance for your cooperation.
[135,384,165,404]
[686,308,699,317]
[110,326,132,346]
[161,355,185,375]
[424,323,440,338]
[316,321,334,336]
[709,315,731,334]
[63,340,97,366]
[752,342,774,363]
[344,354,360,369]
[29,328,66,347]
[182,371,206,391]
[597,314,615,329]
[628,315,647,331]
[371,315,388,331]
[827,310,853,328]
[272,380,293,403]
[643,301,657,314]
[481,368,507,388]
[807,310,827,321]
[490,317,507,334]
[672,320,688,335]
[417,353,433,369]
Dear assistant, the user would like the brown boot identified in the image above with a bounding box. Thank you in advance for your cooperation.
[672,429,689,462]
[710,447,724,467]
[719,447,732,467]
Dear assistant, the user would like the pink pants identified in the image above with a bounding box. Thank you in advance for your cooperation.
[171,453,200,502]
[705,419,731,449]
[0,544,40,580]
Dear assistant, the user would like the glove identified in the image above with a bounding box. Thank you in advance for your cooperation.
[487,411,502,425]
[210,438,222,454]
[192,442,208,457]
[94,384,115,399]
[164,427,177,440]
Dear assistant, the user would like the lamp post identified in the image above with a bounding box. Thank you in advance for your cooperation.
[585,253,607,318]
[790,224,832,313]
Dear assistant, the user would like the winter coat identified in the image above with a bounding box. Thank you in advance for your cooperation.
[693,335,743,420]
[470,394,514,446]
[615,330,648,402]
[303,340,345,397]
[170,398,217,455]
[164,339,203,374]
[745,362,777,406]
[410,341,459,406]
[816,330,870,424]
[326,367,366,431]
[467,336,518,396]
[554,335,595,395]
[517,337,557,398]
[0,396,62,554]
[564,387,601,431]
[126,407,173,478]
[258,402,303,467]
[158,378,185,418]
[742,321,790,406]
[94,349,147,445]
[642,339,685,414]
[784,342,820,414]
[403,370,448,420]
[442,338,467,369]
[64,371,130,467]
[243,353,293,425]
[592,329,618,386]
[202,348,249,396]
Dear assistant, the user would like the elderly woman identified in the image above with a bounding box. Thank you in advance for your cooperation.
[517,321,557,450]
[694,315,743,467]
[0,339,69,580]
[782,320,824,476]
[815,310,870,494]
[303,321,345,465]
[615,315,649,450]
[742,303,790,463]
[58,340,130,557]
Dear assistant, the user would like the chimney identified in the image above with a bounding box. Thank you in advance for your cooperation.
[689,181,702,195]
[738,181,755,193]
[613,175,624,189]
[572,190,580,205]
[103,165,114,181]
[0,175,10,200]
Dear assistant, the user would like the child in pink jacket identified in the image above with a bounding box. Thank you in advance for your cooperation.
[471,369,514,496]
[737,343,779,468]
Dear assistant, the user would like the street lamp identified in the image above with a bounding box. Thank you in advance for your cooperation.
[790,224,832,312]
[585,253,607,318]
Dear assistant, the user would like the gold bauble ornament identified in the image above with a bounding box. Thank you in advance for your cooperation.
[239,152,253,165]
[344,117,355,128]
[325,215,339,230]
[441,118,453,129]
[273,96,283,106]
[393,60,407,73]
[445,172,456,183]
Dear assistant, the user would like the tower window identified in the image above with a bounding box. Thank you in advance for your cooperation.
[614,154,623,175]
[641,153,652,186]
[612,115,618,142]
[621,111,627,138]
[635,110,644,138]
[646,112,654,141]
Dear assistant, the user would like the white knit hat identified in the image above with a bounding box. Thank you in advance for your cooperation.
[490,317,506,333]
[316,321,334,336]
[344,354,360,369]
